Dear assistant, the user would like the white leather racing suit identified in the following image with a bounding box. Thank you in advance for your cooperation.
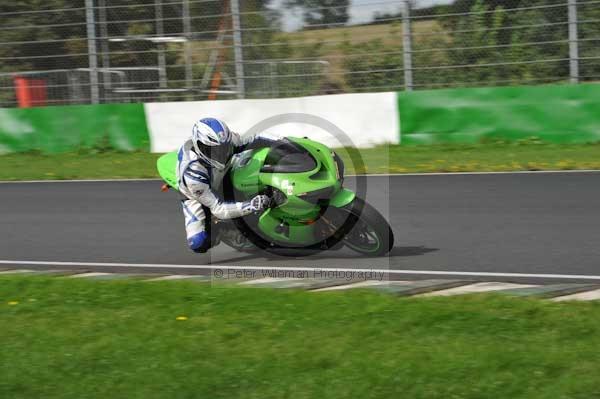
[176,132,257,252]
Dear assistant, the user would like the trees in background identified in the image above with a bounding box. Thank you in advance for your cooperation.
[0,0,89,72]
[285,0,350,27]
[438,0,570,86]
[0,0,277,72]
[342,0,600,91]
[1,0,599,99]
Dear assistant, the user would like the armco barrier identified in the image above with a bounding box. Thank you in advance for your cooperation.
[2,83,600,154]
[398,83,600,145]
[0,103,150,153]
[144,92,399,151]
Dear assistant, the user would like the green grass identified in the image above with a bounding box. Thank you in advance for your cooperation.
[0,151,160,181]
[353,141,600,174]
[2,276,600,399]
[2,142,600,181]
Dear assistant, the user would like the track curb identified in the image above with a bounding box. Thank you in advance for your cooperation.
[3,269,600,301]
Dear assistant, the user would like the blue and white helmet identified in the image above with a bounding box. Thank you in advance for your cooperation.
[191,118,234,170]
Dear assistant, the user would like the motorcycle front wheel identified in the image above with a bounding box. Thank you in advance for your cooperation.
[337,197,394,257]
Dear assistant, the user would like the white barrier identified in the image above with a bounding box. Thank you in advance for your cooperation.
[145,92,399,152]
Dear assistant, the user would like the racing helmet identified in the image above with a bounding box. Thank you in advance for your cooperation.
[191,118,234,170]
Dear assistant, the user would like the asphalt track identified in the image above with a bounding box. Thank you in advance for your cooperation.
[1,172,599,283]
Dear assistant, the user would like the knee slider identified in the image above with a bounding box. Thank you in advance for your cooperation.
[188,231,210,253]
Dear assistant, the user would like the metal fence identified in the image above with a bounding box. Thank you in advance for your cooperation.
[0,0,599,107]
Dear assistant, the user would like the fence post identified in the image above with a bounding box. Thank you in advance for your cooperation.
[155,0,168,90]
[182,0,193,95]
[401,0,414,91]
[85,0,100,104]
[98,0,111,102]
[568,0,579,84]
[230,0,246,99]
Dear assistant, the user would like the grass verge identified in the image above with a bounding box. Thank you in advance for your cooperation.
[2,275,600,398]
[2,142,600,181]
[0,151,160,181]
[354,141,600,174]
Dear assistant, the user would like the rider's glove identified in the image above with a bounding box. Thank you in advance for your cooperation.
[249,195,271,212]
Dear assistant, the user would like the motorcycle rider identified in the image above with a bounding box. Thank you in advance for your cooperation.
[177,117,271,253]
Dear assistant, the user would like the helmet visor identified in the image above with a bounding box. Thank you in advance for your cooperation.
[196,141,233,168]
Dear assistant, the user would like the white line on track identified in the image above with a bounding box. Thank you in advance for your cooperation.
[1,260,600,281]
[1,169,600,184]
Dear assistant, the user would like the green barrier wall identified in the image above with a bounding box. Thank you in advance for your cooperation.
[398,83,600,145]
[0,103,150,153]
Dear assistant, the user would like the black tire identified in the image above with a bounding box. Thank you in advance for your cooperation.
[340,197,394,257]
[218,226,257,253]
[233,197,393,257]
[232,215,323,257]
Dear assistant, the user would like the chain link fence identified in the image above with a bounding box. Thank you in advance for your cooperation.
[0,0,599,107]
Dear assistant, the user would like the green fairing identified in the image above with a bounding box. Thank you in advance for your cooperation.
[157,151,179,190]
[0,103,150,154]
[329,188,356,208]
[157,137,352,246]
[398,83,600,145]
[231,137,345,245]
[229,147,270,194]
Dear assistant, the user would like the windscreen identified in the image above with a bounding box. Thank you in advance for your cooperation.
[260,139,317,173]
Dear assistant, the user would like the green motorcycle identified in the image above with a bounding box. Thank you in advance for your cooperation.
[157,137,394,257]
